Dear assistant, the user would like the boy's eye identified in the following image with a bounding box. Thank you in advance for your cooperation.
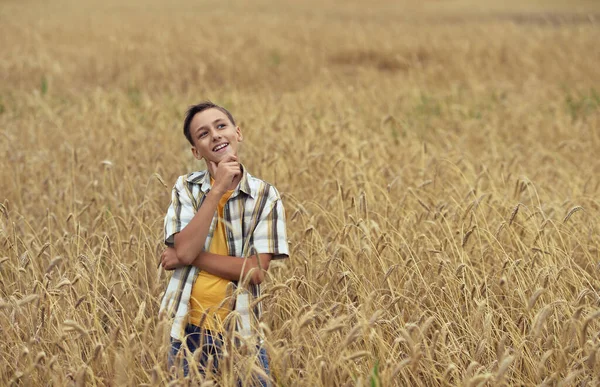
[199,132,208,138]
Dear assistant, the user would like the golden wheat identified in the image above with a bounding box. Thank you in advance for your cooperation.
[1,0,600,385]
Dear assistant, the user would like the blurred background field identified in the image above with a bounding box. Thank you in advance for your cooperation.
[1,0,600,385]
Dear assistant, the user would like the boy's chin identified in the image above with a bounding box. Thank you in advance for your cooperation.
[210,151,237,164]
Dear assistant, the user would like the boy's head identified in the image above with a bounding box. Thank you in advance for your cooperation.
[183,101,242,163]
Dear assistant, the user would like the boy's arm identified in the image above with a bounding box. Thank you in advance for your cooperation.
[193,252,272,284]
[160,247,271,284]
[172,155,240,264]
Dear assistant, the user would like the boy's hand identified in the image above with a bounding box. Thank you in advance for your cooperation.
[161,247,184,270]
[209,154,240,194]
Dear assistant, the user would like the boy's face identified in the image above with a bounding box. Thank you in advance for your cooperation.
[189,108,242,164]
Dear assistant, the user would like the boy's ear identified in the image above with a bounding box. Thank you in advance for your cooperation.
[191,146,203,160]
[236,126,243,142]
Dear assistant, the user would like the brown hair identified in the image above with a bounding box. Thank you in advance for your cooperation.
[183,101,236,145]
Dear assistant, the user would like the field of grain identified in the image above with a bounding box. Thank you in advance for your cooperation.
[1,0,600,385]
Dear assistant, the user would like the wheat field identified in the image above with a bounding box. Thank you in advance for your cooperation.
[1,0,600,385]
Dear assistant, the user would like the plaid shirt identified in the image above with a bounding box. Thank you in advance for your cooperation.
[160,165,289,341]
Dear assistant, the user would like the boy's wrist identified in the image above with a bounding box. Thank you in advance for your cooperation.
[209,184,226,196]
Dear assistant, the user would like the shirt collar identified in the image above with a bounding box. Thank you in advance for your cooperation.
[186,163,253,198]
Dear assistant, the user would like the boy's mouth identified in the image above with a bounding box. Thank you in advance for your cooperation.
[212,143,229,152]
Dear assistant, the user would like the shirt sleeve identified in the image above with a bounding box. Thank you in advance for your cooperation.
[164,176,195,246]
[250,188,289,259]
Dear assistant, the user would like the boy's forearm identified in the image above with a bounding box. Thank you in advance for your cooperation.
[173,190,222,264]
[191,252,272,284]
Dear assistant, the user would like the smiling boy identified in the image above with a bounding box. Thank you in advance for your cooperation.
[159,101,289,384]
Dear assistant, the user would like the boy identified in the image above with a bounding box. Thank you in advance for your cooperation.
[159,101,289,384]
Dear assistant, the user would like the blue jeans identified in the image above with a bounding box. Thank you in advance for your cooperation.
[169,324,270,386]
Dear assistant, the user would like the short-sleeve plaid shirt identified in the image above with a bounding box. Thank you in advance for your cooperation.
[160,165,289,341]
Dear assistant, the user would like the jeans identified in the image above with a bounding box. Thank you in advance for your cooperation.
[169,324,270,386]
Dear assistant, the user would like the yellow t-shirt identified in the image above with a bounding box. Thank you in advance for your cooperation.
[188,186,234,332]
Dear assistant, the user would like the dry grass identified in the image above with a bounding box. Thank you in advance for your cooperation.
[1,0,600,385]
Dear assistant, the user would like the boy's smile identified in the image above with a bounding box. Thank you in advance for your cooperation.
[189,108,242,163]
[213,143,229,152]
